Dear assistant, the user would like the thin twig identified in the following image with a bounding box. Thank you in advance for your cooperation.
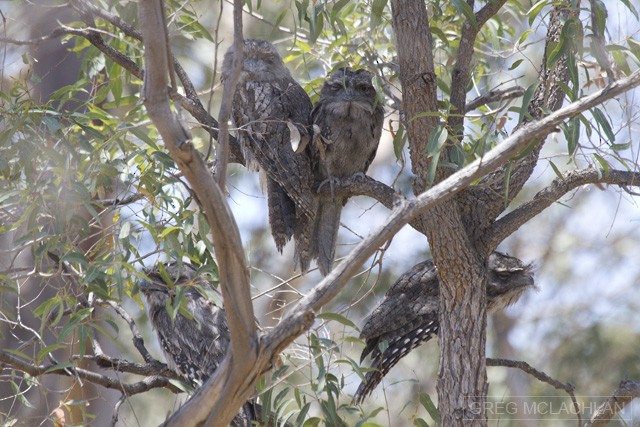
[0,350,178,395]
[485,168,640,249]
[487,358,581,426]
[215,0,244,188]
[464,86,525,112]
[110,394,127,427]
[100,299,156,364]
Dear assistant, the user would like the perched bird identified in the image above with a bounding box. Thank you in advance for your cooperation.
[138,263,256,426]
[310,68,384,275]
[354,252,535,403]
[222,39,316,271]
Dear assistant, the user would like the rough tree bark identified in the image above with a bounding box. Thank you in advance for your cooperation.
[4,1,640,425]
[134,0,640,421]
[389,1,577,425]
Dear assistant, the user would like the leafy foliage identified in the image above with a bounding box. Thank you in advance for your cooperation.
[1,0,639,425]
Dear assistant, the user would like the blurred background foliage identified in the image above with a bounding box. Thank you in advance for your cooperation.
[1,0,639,426]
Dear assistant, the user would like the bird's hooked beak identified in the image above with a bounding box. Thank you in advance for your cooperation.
[341,84,358,101]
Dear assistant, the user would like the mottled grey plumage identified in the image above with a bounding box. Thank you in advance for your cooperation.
[222,39,316,271]
[354,252,535,403]
[138,263,255,426]
[311,68,384,275]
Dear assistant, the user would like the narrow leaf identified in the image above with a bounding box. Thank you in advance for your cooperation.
[548,160,563,178]
[317,312,357,329]
[518,82,538,125]
[370,0,388,30]
[419,392,441,424]
[591,107,615,143]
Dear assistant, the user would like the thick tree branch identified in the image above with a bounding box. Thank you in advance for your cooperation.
[485,168,640,249]
[586,380,640,427]
[448,0,508,141]
[0,350,177,395]
[137,1,257,426]
[275,69,640,363]
[317,175,398,209]
[90,48,640,423]
[464,5,576,243]
[390,0,438,194]
[74,354,176,379]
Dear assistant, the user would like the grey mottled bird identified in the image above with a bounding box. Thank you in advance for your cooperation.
[310,68,384,275]
[138,263,256,426]
[354,252,534,403]
[222,39,316,271]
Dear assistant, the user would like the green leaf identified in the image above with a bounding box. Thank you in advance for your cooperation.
[619,0,638,19]
[119,221,131,240]
[159,225,182,239]
[370,0,388,30]
[592,0,607,37]
[414,419,430,427]
[419,392,441,424]
[295,0,309,24]
[527,0,549,26]
[509,59,524,71]
[591,107,615,143]
[10,380,34,408]
[564,116,580,155]
[36,344,66,364]
[392,124,406,160]
[44,362,76,374]
[546,38,566,68]
[548,160,563,179]
[309,4,325,43]
[43,116,61,133]
[317,312,357,329]
[302,417,321,427]
[168,378,193,393]
[592,153,609,177]
[517,29,533,47]
[611,50,631,76]
[609,140,632,151]
[626,39,640,64]
[426,126,446,187]
[430,25,449,47]
[61,251,89,267]
[426,125,446,157]
[566,54,579,100]
[518,82,538,125]
[450,0,476,27]
[294,403,312,427]
[178,15,214,42]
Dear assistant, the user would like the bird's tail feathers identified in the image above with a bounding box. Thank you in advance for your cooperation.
[313,201,342,276]
[267,178,296,252]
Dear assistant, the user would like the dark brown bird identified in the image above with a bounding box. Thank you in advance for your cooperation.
[138,263,256,426]
[222,39,316,271]
[354,252,535,403]
[311,68,384,275]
